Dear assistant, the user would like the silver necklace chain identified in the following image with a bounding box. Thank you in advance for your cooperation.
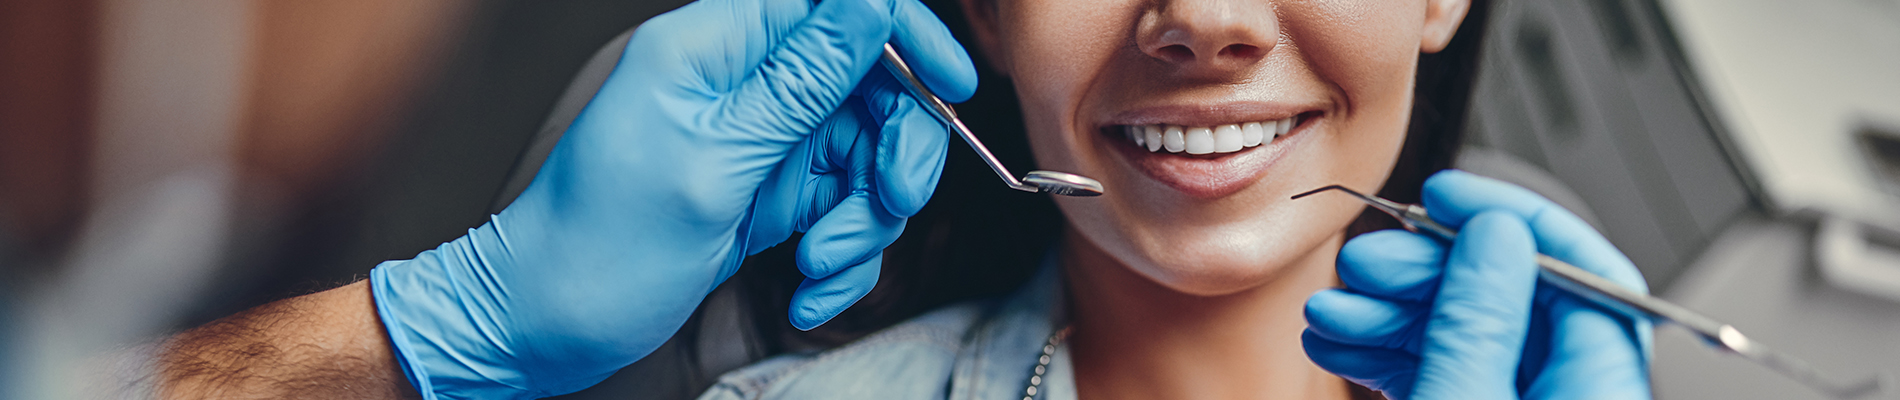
[1022,326,1072,400]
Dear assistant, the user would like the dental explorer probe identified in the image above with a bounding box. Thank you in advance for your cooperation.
[1293,185,1889,400]
[875,44,1104,197]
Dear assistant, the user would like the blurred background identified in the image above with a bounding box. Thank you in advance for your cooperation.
[0,0,1895,399]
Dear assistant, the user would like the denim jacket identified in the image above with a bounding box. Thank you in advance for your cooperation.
[696,257,1074,400]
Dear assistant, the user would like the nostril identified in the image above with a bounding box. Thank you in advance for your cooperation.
[1155,44,1195,63]
[1219,44,1263,60]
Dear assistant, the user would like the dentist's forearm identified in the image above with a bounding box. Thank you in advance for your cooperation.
[153,280,418,399]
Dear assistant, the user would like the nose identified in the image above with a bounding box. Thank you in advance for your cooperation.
[1137,0,1277,75]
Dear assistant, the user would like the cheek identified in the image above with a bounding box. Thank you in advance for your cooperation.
[999,1,1129,98]
[1283,0,1424,119]
[997,0,1132,167]
[1285,1,1422,182]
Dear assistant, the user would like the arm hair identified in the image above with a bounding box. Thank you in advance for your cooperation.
[152,280,419,399]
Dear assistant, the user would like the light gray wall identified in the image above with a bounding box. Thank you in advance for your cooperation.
[1460,0,1756,290]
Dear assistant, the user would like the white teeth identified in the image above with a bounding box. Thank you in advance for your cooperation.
[1144,125,1163,152]
[1184,126,1214,154]
[1121,115,1302,155]
[1163,125,1185,152]
[1241,122,1265,147]
[1214,124,1243,152]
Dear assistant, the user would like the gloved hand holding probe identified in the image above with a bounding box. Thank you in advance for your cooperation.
[366,0,975,397]
[1302,171,1654,399]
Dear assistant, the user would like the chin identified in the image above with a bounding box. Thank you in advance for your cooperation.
[1133,252,1290,296]
[1109,217,1338,296]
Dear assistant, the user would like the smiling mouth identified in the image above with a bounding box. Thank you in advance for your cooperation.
[1100,111,1317,157]
[1097,110,1321,198]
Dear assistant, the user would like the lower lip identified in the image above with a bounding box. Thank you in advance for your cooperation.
[1104,116,1315,198]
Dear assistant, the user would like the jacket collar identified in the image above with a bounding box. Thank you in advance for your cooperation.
[948,251,1075,400]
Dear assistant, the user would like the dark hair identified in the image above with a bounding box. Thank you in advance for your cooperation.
[733,0,1493,354]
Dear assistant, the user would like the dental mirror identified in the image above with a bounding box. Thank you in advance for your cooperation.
[1023,170,1104,196]
[875,44,1105,197]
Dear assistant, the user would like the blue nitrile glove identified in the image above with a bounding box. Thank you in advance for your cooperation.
[1302,170,1653,399]
[366,0,976,397]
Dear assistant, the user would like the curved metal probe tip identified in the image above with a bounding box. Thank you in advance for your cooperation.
[1291,184,1446,236]
[1024,170,1104,197]
[1290,185,1353,200]
[1291,185,1406,216]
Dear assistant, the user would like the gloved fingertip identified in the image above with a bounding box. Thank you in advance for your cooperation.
[789,300,835,331]
[1299,329,1347,366]
[796,232,903,281]
[1421,169,1487,192]
[1301,330,1420,397]
[1338,229,1446,300]
[1302,290,1360,341]
[1303,289,1427,349]
[789,279,845,331]
[797,194,904,278]
[1458,211,1536,259]
[1446,212,1537,295]
[890,0,977,102]
[1302,289,1348,322]
[1420,170,1551,227]
[925,55,978,103]
[875,101,948,217]
[789,254,883,330]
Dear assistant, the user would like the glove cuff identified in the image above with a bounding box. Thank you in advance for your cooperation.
[370,224,541,400]
[371,261,442,400]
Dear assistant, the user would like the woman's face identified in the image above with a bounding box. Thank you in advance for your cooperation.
[963,0,1468,295]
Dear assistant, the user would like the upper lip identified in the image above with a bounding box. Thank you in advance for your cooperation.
[1096,101,1322,128]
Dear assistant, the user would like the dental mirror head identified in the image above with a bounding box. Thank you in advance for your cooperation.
[1023,170,1104,196]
